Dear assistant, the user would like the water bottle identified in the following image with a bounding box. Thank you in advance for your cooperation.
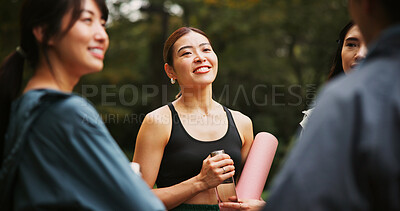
[210,150,238,203]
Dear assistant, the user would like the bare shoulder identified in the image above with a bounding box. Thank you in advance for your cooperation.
[228,109,253,129]
[138,105,173,146]
[143,105,172,126]
[228,108,254,154]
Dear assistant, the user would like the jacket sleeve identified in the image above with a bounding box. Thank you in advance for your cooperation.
[19,95,165,210]
[265,81,369,211]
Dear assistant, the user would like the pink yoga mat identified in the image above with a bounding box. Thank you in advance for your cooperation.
[236,132,278,199]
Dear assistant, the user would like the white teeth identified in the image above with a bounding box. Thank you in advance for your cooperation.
[89,48,103,54]
[194,67,209,73]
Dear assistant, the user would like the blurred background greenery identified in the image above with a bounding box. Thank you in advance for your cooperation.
[1,0,350,196]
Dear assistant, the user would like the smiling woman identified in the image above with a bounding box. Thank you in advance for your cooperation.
[132,27,257,210]
[0,0,164,210]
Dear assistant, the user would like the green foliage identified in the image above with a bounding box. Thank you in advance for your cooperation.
[1,0,350,193]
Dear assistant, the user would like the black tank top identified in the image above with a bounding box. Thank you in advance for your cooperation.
[155,103,243,188]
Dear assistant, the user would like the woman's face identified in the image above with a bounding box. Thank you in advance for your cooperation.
[169,31,218,87]
[51,0,109,76]
[341,25,367,73]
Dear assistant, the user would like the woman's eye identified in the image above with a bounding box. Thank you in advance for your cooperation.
[182,52,191,56]
[83,18,93,24]
[101,20,106,28]
[203,48,212,52]
[346,43,357,48]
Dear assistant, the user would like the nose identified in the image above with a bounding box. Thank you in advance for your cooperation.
[194,53,206,63]
[355,44,367,61]
[94,23,108,43]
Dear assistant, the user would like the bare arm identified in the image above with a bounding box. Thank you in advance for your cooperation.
[133,106,235,210]
[231,110,254,164]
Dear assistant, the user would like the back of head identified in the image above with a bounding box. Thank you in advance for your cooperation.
[381,0,400,24]
[0,0,108,165]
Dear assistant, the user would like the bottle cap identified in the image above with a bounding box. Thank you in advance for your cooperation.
[210,149,225,157]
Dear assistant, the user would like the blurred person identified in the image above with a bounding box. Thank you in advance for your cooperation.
[132,27,260,210]
[0,0,164,210]
[265,0,400,210]
[300,21,367,130]
[328,21,367,79]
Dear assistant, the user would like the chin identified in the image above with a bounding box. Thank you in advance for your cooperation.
[88,63,104,72]
[82,66,103,76]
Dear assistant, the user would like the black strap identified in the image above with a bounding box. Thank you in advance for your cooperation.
[167,103,180,124]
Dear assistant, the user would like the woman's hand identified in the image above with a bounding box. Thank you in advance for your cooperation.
[196,154,235,190]
[220,196,266,211]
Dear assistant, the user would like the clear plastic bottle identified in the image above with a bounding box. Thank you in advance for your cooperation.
[210,150,238,203]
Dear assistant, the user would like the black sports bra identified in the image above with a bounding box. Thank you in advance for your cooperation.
[155,103,243,188]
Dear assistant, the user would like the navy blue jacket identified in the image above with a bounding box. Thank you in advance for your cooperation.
[266,24,400,210]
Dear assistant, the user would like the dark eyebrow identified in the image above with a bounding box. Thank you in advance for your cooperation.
[177,46,192,53]
[82,9,107,21]
[82,10,95,16]
[345,37,359,42]
[177,43,211,53]
[200,42,211,47]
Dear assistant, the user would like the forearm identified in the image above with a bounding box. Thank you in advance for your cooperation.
[152,175,208,210]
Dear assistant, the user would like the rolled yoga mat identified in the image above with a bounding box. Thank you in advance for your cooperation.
[236,132,278,199]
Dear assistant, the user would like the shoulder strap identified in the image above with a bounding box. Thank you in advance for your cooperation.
[167,103,180,124]
[0,93,68,209]
[167,103,176,115]
[222,106,235,125]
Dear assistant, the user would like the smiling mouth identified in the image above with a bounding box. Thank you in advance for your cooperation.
[89,48,104,59]
[193,67,210,73]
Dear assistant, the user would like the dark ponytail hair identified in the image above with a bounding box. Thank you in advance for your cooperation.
[327,21,354,80]
[0,52,25,160]
[0,0,108,163]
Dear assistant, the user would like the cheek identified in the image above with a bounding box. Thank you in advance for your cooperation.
[104,34,110,50]
[342,49,350,62]
[341,50,348,67]
[210,54,218,66]
[69,26,92,43]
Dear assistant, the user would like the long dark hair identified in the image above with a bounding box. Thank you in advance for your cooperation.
[0,0,108,163]
[327,21,354,80]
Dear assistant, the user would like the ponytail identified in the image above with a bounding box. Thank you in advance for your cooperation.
[0,50,25,164]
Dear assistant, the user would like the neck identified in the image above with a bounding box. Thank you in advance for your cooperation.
[176,84,215,114]
[24,58,79,93]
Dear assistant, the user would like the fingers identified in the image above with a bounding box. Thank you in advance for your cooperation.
[204,154,235,171]
[209,153,232,163]
[209,154,234,169]
[199,153,236,188]
[219,201,245,210]
[220,199,266,211]
[228,196,238,202]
